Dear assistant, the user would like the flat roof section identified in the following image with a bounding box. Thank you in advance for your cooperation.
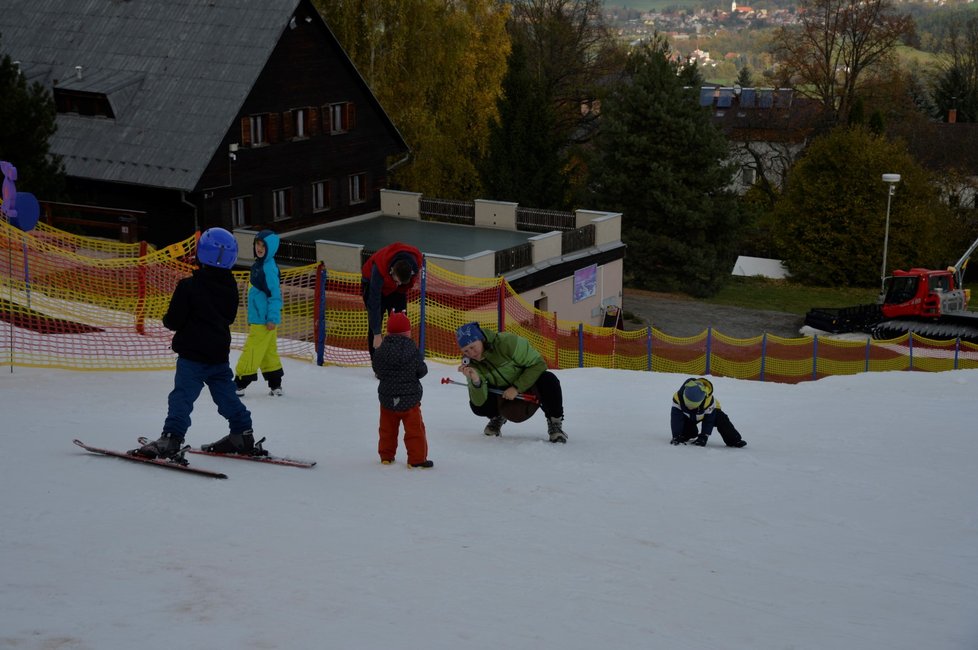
[288,215,535,257]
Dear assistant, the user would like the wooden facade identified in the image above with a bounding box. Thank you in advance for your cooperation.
[193,10,408,244]
[1,0,408,247]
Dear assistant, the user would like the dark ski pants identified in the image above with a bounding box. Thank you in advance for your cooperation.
[468,370,564,420]
[361,282,407,359]
[164,357,253,439]
[671,408,743,446]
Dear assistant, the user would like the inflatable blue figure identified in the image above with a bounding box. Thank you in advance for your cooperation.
[0,161,40,232]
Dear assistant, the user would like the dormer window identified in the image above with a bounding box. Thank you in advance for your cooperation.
[54,88,114,118]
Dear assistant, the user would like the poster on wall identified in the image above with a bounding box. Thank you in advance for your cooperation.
[573,264,597,303]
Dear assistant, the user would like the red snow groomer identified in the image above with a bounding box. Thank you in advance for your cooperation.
[804,237,978,342]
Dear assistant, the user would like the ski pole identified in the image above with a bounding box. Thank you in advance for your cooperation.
[440,377,540,404]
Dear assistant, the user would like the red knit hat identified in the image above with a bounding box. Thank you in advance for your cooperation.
[386,312,411,335]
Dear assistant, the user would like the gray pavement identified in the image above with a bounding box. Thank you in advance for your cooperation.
[621,288,806,339]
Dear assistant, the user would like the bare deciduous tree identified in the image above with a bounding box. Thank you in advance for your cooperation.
[508,0,623,143]
[769,0,914,124]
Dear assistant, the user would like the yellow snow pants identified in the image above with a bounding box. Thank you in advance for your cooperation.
[235,325,282,379]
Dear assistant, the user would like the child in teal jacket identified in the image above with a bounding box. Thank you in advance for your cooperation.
[234,229,284,396]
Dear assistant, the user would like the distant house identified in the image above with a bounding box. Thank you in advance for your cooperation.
[700,86,823,194]
[889,113,978,209]
[0,0,409,246]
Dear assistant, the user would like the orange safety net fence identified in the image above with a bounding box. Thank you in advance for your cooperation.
[3,219,977,381]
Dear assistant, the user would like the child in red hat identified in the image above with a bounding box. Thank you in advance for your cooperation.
[370,312,432,468]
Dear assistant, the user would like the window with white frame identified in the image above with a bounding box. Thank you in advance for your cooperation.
[327,102,356,134]
[250,114,267,145]
[230,196,251,227]
[293,108,306,138]
[312,180,331,212]
[348,173,367,204]
[272,187,293,219]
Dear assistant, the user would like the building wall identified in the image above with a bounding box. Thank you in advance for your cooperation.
[191,1,408,238]
[248,195,626,327]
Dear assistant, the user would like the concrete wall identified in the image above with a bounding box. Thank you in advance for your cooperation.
[474,199,517,229]
[262,196,625,327]
[379,190,421,219]
[517,258,624,327]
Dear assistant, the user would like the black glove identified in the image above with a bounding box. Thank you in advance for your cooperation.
[670,438,686,445]
[692,435,708,446]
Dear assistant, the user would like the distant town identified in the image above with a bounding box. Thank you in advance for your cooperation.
[603,0,963,83]
[605,1,804,82]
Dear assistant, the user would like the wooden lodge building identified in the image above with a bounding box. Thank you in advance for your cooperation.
[0,0,409,246]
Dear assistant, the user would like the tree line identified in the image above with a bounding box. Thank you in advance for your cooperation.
[6,0,978,296]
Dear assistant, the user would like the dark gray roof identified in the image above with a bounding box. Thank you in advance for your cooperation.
[288,215,535,256]
[0,0,303,191]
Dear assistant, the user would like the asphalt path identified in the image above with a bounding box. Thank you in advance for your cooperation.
[621,288,806,339]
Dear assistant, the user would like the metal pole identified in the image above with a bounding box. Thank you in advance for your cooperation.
[881,183,894,293]
[880,174,901,295]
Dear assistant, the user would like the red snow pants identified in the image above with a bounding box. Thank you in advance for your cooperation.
[378,404,428,465]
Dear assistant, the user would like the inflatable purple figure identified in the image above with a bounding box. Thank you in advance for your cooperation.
[1,160,18,221]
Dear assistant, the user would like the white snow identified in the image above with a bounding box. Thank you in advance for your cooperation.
[1,359,976,650]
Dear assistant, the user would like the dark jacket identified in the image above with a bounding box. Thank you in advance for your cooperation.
[361,243,422,336]
[163,265,240,364]
[372,334,428,411]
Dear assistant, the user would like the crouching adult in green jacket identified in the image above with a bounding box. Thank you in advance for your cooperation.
[455,321,566,443]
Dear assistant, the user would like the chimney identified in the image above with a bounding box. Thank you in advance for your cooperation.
[75,65,83,80]
[949,107,957,124]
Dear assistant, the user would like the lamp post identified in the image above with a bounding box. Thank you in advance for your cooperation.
[880,173,901,294]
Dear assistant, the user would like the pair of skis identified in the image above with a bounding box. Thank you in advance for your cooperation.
[73,437,316,479]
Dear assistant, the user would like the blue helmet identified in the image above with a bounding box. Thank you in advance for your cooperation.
[197,227,238,269]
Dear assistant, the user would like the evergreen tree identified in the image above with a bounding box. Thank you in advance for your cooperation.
[0,36,64,200]
[587,36,746,297]
[677,58,704,89]
[736,66,754,88]
[930,17,978,123]
[480,42,567,208]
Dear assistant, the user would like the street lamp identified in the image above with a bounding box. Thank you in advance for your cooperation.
[880,173,901,294]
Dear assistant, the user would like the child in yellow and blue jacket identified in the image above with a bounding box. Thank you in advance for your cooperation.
[670,377,747,447]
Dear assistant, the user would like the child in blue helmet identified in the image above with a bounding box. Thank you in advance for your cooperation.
[670,377,746,447]
[234,229,284,396]
[132,228,259,460]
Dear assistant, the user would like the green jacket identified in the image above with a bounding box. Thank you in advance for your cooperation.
[466,331,547,406]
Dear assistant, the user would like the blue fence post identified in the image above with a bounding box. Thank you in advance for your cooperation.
[705,327,712,376]
[315,263,327,366]
[865,338,871,373]
[646,326,652,372]
[497,279,505,332]
[419,257,427,359]
[812,336,818,381]
[578,323,584,368]
[908,333,914,370]
[954,337,960,370]
[760,333,767,382]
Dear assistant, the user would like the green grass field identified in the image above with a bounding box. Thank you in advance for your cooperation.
[687,276,978,315]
